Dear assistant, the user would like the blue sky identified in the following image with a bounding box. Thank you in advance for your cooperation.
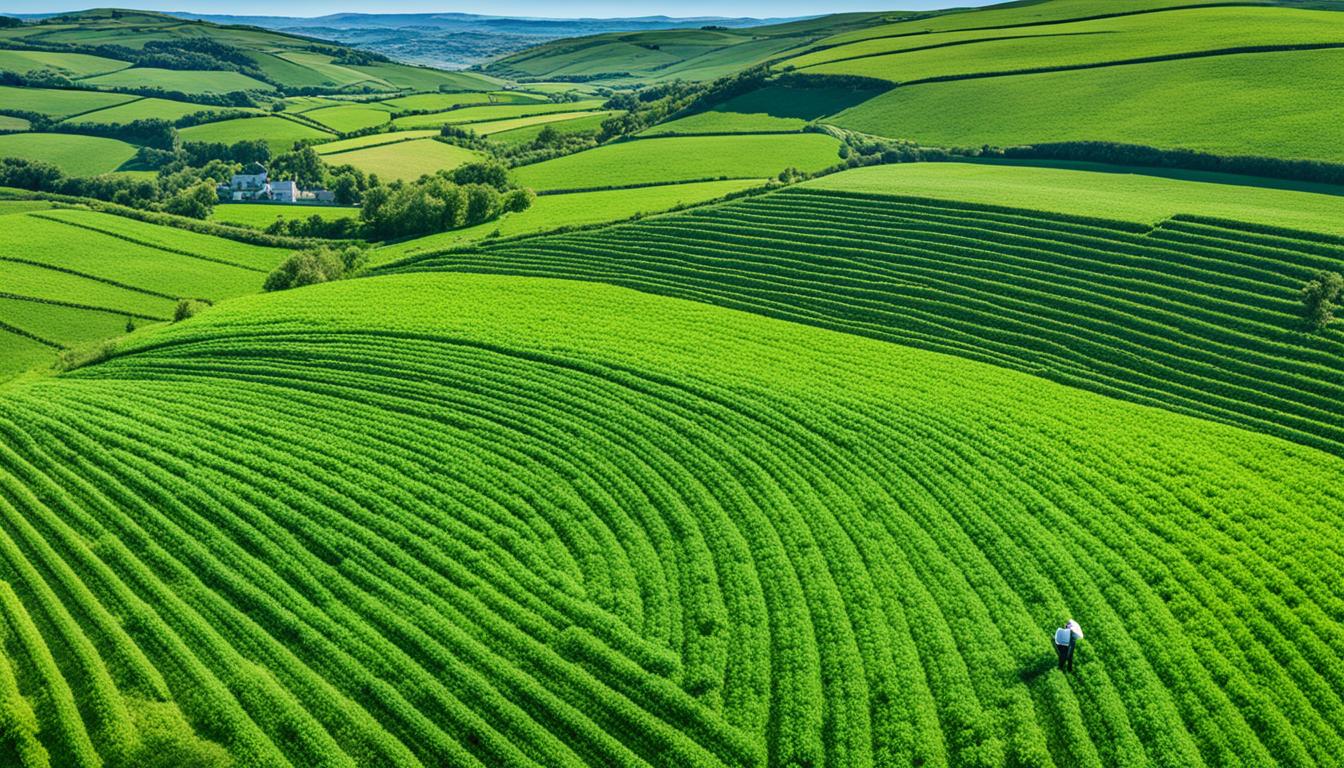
[4,1,974,18]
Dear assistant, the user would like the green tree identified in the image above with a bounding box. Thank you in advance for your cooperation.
[163,181,219,219]
[1302,270,1344,332]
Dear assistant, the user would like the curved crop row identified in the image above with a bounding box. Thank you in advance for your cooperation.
[385,188,1344,454]
[0,274,1338,766]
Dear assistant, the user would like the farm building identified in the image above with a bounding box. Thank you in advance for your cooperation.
[219,163,333,203]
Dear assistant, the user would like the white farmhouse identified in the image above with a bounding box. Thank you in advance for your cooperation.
[228,162,270,200]
[269,180,298,203]
[217,163,334,205]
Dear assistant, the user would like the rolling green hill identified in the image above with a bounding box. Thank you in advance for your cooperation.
[0,1,1342,766]
[0,272,1342,767]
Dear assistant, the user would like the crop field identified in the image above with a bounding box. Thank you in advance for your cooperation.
[389,186,1344,453]
[374,92,496,112]
[0,133,137,176]
[0,85,136,119]
[803,162,1344,235]
[0,115,29,132]
[372,178,766,263]
[178,116,333,154]
[301,104,395,133]
[210,203,359,228]
[313,130,441,155]
[63,97,226,126]
[326,138,482,181]
[488,113,611,145]
[511,133,843,191]
[0,48,129,77]
[473,110,619,136]
[829,49,1344,162]
[391,100,608,130]
[784,7,1344,77]
[79,67,276,94]
[0,272,1339,767]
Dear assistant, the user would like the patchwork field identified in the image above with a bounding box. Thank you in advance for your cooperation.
[511,133,843,191]
[391,100,607,129]
[0,84,137,119]
[373,178,766,263]
[325,138,482,181]
[488,113,610,145]
[178,116,333,153]
[302,103,395,133]
[0,133,138,176]
[79,67,275,94]
[313,130,441,155]
[0,48,129,77]
[62,97,228,126]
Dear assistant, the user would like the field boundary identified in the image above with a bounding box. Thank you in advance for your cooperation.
[0,256,179,300]
[29,212,269,273]
[0,290,165,320]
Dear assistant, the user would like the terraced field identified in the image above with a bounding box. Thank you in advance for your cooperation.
[0,273,1341,768]
[387,185,1344,454]
[511,134,843,191]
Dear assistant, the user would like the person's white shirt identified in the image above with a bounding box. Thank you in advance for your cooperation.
[1055,627,1074,645]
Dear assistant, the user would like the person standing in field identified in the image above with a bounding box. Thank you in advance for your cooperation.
[1054,620,1084,673]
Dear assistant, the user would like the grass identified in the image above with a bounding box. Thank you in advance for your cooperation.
[0,133,137,176]
[302,104,394,133]
[324,138,482,181]
[313,130,440,155]
[178,116,333,154]
[511,133,843,191]
[374,92,494,112]
[0,327,56,377]
[210,203,358,228]
[391,100,607,130]
[472,110,618,136]
[0,270,1339,766]
[63,97,229,125]
[792,7,1344,81]
[488,113,610,145]
[803,161,1344,235]
[0,84,136,118]
[0,48,130,77]
[0,115,29,132]
[829,49,1344,162]
[0,295,133,348]
[372,178,766,264]
[390,184,1344,454]
[640,84,884,138]
[79,67,275,94]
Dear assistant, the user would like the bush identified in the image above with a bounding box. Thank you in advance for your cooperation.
[264,246,366,292]
[1302,270,1344,332]
[173,299,205,322]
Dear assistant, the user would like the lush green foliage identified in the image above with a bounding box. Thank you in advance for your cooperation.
[511,134,842,191]
[391,186,1344,454]
[0,272,1341,767]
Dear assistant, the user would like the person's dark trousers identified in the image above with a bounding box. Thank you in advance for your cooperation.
[1055,642,1070,671]
[1067,640,1076,672]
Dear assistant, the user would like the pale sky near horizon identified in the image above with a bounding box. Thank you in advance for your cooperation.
[2,0,978,18]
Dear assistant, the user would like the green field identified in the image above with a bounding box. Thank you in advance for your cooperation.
[374,92,496,112]
[210,203,359,228]
[63,97,228,125]
[0,271,1340,766]
[488,112,610,145]
[178,115,333,153]
[0,133,138,176]
[643,86,882,135]
[0,115,29,132]
[0,48,129,77]
[829,49,1344,162]
[786,6,1344,76]
[473,110,618,135]
[302,103,395,132]
[79,67,275,94]
[324,138,482,181]
[0,84,136,118]
[312,130,440,155]
[391,100,607,129]
[511,133,843,191]
[373,178,766,263]
[804,161,1344,235]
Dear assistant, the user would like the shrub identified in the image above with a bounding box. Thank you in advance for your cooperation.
[1302,270,1344,332]
[264,246,366,291]
[173,299,204,322]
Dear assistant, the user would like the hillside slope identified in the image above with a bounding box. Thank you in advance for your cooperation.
[0,273,1342,767]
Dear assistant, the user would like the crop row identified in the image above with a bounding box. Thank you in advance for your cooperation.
[388,188,1344,453]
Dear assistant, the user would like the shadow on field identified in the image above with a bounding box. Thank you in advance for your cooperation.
[1018,656,1056,684]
